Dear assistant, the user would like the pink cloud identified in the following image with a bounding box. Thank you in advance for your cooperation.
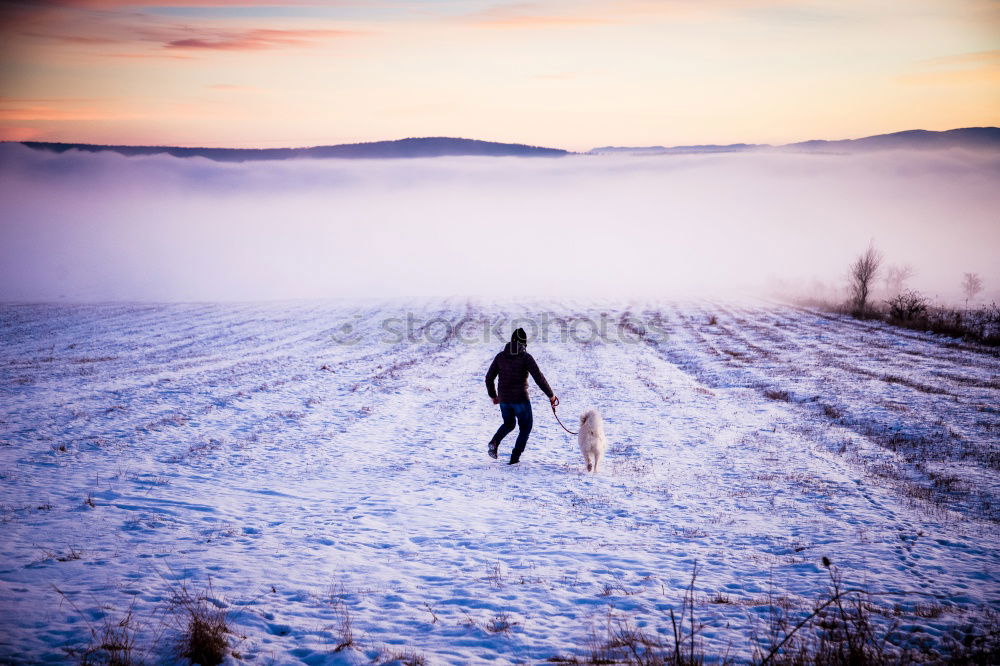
[18,31,120,45]
[9,1,337,6]
[0,126,43,141]
[164,28,357,51]
[11,9,364,54]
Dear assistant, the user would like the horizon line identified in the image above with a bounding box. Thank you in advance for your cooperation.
[6,126,999,153]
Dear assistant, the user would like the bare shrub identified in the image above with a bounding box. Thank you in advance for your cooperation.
[848,242,883,315]
[901,302,1000,346]
[764,389,791,402]
[885,290,928,322]
[799,295,1000,347]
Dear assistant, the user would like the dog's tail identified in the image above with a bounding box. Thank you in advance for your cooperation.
[579,409,599,426]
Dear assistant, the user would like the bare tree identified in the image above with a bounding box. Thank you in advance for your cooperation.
[848,242,883,314]
[882,264,914,297]
[962,272,983,307]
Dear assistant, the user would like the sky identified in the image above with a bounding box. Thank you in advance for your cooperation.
[0,0,998,150]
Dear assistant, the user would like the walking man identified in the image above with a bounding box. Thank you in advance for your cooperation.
[485,328,559,465]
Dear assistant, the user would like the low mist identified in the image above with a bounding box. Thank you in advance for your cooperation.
[1,143,997,303]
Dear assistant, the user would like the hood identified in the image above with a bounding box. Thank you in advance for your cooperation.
[508,327,527,354]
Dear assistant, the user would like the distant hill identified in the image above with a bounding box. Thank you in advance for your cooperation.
[588,128,1000,156]
[784,127,1000,152]
[15,128,999,162]
[19,137,570,162]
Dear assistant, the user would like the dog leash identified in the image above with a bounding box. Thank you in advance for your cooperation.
[551,404,578,435]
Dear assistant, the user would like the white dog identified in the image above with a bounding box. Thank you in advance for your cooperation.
[578,409,607,473]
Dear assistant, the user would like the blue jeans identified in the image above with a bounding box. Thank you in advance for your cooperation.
[491,401,533,462]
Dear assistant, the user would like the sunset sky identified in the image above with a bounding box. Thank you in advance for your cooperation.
[1,0,997,150]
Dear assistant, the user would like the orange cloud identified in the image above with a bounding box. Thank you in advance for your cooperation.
[458,0,784,29]
[531,73,577,80]
[18,32,119,45]
[901,50,1000,86]
[899,68,1000,87]
[471,14,611,28]
[0,101,143,122]
[100,52,196,60]
[461,1,614,29]
[920,50,1000,68]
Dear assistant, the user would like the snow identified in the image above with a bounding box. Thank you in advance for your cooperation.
[1,300,998,663]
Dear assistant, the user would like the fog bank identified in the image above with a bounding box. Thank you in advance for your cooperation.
[1,144,997,303]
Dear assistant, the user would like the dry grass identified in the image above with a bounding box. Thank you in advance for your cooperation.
[79,608,141,666]
[486,560,507,588]
[550,561,1000,665]
[375,647,428,665]
[574,564,716,666]
[331,598,355,652]
[168,581,229,666]
[486,611,518,636]
[752,565,896,665]
[54,587,148,666]
[821,404,843,420]
[709,591,733,605]
[751,562,1000,665]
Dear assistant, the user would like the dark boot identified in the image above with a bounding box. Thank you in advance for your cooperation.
[488,440,499,459]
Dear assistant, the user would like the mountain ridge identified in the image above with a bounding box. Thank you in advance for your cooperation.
[12,127,1000,162]
[17,136,570,162]
[589,127,1000,156]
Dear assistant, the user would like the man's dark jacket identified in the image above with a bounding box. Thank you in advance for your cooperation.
[485,341,553,403]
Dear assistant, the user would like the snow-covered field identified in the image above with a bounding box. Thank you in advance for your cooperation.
[1,300,998,663]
